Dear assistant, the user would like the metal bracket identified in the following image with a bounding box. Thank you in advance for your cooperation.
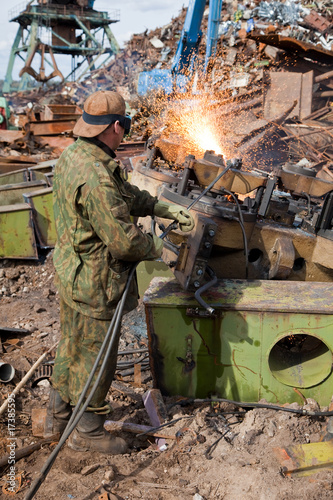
[174,216,217,291]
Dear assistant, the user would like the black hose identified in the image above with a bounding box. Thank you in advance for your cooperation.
[221,188,249,278]
[178,397,333,417]
[24,264,138,500]
[118,348,148,356]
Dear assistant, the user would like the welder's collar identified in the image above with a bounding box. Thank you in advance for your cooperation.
[83,136,116,159]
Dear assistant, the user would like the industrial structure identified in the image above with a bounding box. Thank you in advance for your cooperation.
[3,0,120,92]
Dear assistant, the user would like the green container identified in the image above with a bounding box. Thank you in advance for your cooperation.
[144,278,333,406]
[0,203,37,259]
[0,180,47,206]
[0,169,28,186]
[23,187,56,248]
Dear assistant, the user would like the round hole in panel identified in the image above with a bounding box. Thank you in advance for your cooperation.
[268,333,332,388]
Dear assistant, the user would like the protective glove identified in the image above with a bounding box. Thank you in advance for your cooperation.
[153,201,195,233]
[152,234,164,258]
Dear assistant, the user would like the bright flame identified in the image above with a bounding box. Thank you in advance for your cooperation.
[165,96,226,157]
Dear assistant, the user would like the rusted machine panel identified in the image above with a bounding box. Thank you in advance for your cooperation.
[28,160,56,184]
[23,187,56,248]
[193,159,267,194]
[0,203,38,259]
[116,142,146,171]
[0,169,29,186]
[52,24,76,47]
[280,169,333,197]
[144,277,333,405]
[132,148,333,288]
[29,120,78,136]
[42,104,82,121]
[0,164,33,175]
[0,180,47,206]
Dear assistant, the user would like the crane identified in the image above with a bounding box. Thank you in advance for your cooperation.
[138,0,223,95]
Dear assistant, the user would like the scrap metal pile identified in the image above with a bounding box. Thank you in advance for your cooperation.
[0,0,333,270]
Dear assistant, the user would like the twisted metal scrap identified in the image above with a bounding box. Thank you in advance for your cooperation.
[252,1,301,26]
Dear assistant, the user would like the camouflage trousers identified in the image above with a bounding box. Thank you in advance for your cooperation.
[51,298,121,408]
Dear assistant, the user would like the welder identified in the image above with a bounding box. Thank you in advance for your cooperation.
[49,90,195,454]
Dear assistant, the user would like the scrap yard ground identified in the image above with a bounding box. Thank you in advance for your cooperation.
[1,0,333,498]
[0,255,333,499]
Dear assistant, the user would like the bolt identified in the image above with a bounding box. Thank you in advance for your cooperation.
[194,281,200,288]
[204,242,211,249]
[196,269,203,276]
[208,229,215,237]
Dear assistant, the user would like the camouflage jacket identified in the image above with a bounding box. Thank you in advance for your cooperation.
[53,137,159,319]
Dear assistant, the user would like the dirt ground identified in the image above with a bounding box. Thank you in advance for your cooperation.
[0,252,333,500]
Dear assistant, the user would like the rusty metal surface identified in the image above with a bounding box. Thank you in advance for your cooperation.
[42,104,82,121]
[263,71,313,121]
[28,120,77,136]
[155,136,195,164]
[134,161,181,183]
[31,408,48,437]
[247,34,333,64]
[38,136,75,151]
[143,277,333,314]
[0,164,34,175]
[193,160,267,194]
[0,130,25,143]
[304,10,333,33]
[278,167,333,197]
[116,141,146,170]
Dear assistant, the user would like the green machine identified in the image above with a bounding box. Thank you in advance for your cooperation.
[144,277,333,406]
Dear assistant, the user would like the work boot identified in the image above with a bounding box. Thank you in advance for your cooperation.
[45,387,72,436]
[67,412,127,454]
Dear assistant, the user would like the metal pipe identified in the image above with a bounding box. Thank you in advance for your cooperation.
[186,162,232,211]
[194,266,218,315]
[0,360,15,383]
[160,162,233,240]
[0,342,58,416]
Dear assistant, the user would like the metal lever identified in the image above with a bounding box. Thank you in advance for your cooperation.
[159,161,233,240]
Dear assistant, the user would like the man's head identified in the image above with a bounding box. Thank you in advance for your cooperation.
[73,91,131,149]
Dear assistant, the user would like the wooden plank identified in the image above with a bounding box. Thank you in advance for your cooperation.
[300,71,313,120]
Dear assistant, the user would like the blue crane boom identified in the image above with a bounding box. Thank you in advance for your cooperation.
[171,0,206,76]
[138,0,223,95]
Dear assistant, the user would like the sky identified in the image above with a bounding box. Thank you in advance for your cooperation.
[0,0,184,81]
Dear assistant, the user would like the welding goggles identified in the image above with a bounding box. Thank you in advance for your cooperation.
[82,112,132,135]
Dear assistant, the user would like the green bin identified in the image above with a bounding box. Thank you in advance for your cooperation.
[144,277,333,406]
